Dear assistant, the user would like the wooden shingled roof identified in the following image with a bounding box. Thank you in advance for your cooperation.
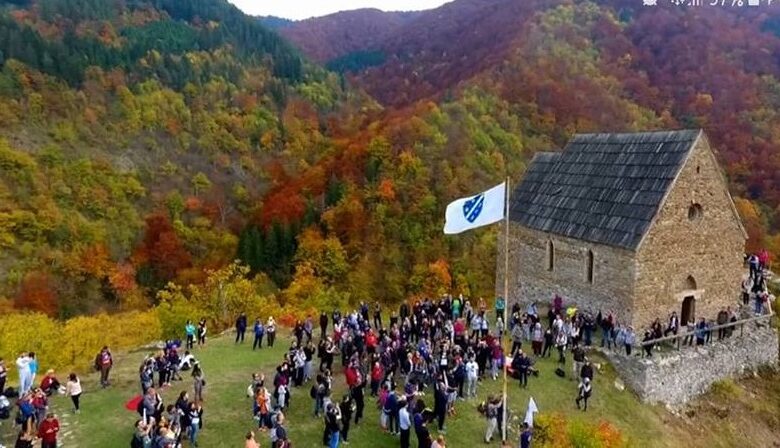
[509,129,702,250]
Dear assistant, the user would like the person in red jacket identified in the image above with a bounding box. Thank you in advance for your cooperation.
[370,361,383,397]
[38,413,60,448]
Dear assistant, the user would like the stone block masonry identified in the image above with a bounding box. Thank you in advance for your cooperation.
[606,324,778,405]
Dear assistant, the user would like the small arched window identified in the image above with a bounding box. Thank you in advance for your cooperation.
[586,250,594,284]
[546,240,555,272]
[685,275,697,290]
[688,203,703,221]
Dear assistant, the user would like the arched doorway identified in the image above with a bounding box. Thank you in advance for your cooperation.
[681,296,696,325]
[680,275,697,324]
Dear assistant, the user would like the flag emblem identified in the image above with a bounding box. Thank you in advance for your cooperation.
[463,193,485,223]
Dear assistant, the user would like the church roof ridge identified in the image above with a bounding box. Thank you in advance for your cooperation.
[509,129,702,250]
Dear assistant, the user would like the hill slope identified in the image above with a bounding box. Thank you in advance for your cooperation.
[0,0,350,315]
[281,0,780,255]
[279,8,422,63]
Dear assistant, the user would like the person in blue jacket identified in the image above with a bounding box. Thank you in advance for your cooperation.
[253,319,265,350]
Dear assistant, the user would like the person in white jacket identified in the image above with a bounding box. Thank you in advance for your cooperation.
[464,357,479,398]
[65,373,82,414]
[16,353,32,395]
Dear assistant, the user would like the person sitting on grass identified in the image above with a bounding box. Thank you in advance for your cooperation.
[39,370,61,396]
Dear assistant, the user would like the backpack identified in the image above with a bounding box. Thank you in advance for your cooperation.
[4,387,17,398]
[309,385,317,399]
[554,368,565,378]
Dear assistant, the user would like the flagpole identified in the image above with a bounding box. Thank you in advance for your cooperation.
[501,176,510,445]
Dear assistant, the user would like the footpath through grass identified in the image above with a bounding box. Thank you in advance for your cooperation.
[1,333,673,448]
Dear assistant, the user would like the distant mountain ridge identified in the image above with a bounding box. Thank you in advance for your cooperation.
[258,15,294,29]
[278,8,423,63]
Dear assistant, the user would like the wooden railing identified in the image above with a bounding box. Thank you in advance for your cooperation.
[632,312,775,356]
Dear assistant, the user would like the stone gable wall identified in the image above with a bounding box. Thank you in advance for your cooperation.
[497,223,636,323]
[633,136,746,329]
[606,324,778,405]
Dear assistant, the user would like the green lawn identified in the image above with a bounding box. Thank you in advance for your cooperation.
[0,333,672,448]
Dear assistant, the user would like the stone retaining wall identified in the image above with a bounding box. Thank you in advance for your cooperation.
[606,323,779,405]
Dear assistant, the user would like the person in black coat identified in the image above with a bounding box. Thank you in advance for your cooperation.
[339,394,355,443]
[319,312,329,340]
[433,376,448,432]
[235,313,247,344]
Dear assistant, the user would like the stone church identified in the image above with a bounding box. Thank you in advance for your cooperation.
[498,129,747,330]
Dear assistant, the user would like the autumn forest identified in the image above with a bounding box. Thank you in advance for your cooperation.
[1,0,780,325]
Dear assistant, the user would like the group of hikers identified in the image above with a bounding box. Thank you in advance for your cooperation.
[744,251,775,316]
[130,338,206,448]
[1,348,103,448]
[239,296,590,448]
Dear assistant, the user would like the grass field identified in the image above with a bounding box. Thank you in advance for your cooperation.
[1,329,684,448]
[2,316,778,447]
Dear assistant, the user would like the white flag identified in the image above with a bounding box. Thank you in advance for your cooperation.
[443,181,506,234]
[524,397,538,427]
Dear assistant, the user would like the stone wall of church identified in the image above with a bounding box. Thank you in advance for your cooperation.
[633,136,747,329]
[607,323,778,405]
[496,223,636,323]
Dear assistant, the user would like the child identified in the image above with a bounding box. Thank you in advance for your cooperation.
[276,384,288,410]
[575,377,592,411]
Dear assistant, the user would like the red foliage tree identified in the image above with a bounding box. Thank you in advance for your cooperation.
[140,213,192,282]
[15,271,58,317]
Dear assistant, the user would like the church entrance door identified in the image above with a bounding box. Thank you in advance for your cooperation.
[681,296,695,325]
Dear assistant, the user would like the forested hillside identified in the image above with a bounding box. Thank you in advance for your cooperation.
[287,0,780,262]
[1,0,779,322]
[0,0,352,317]
[278,8,422,63]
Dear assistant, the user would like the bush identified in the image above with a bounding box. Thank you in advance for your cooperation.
[532,413,626,448]
[0,310,162,382]
[709,378,741,399]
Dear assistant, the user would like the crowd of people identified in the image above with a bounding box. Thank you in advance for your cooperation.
[2,350,95,448]
[1,249,773,447]
[130,338,207,448]
[236,295,607,448]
